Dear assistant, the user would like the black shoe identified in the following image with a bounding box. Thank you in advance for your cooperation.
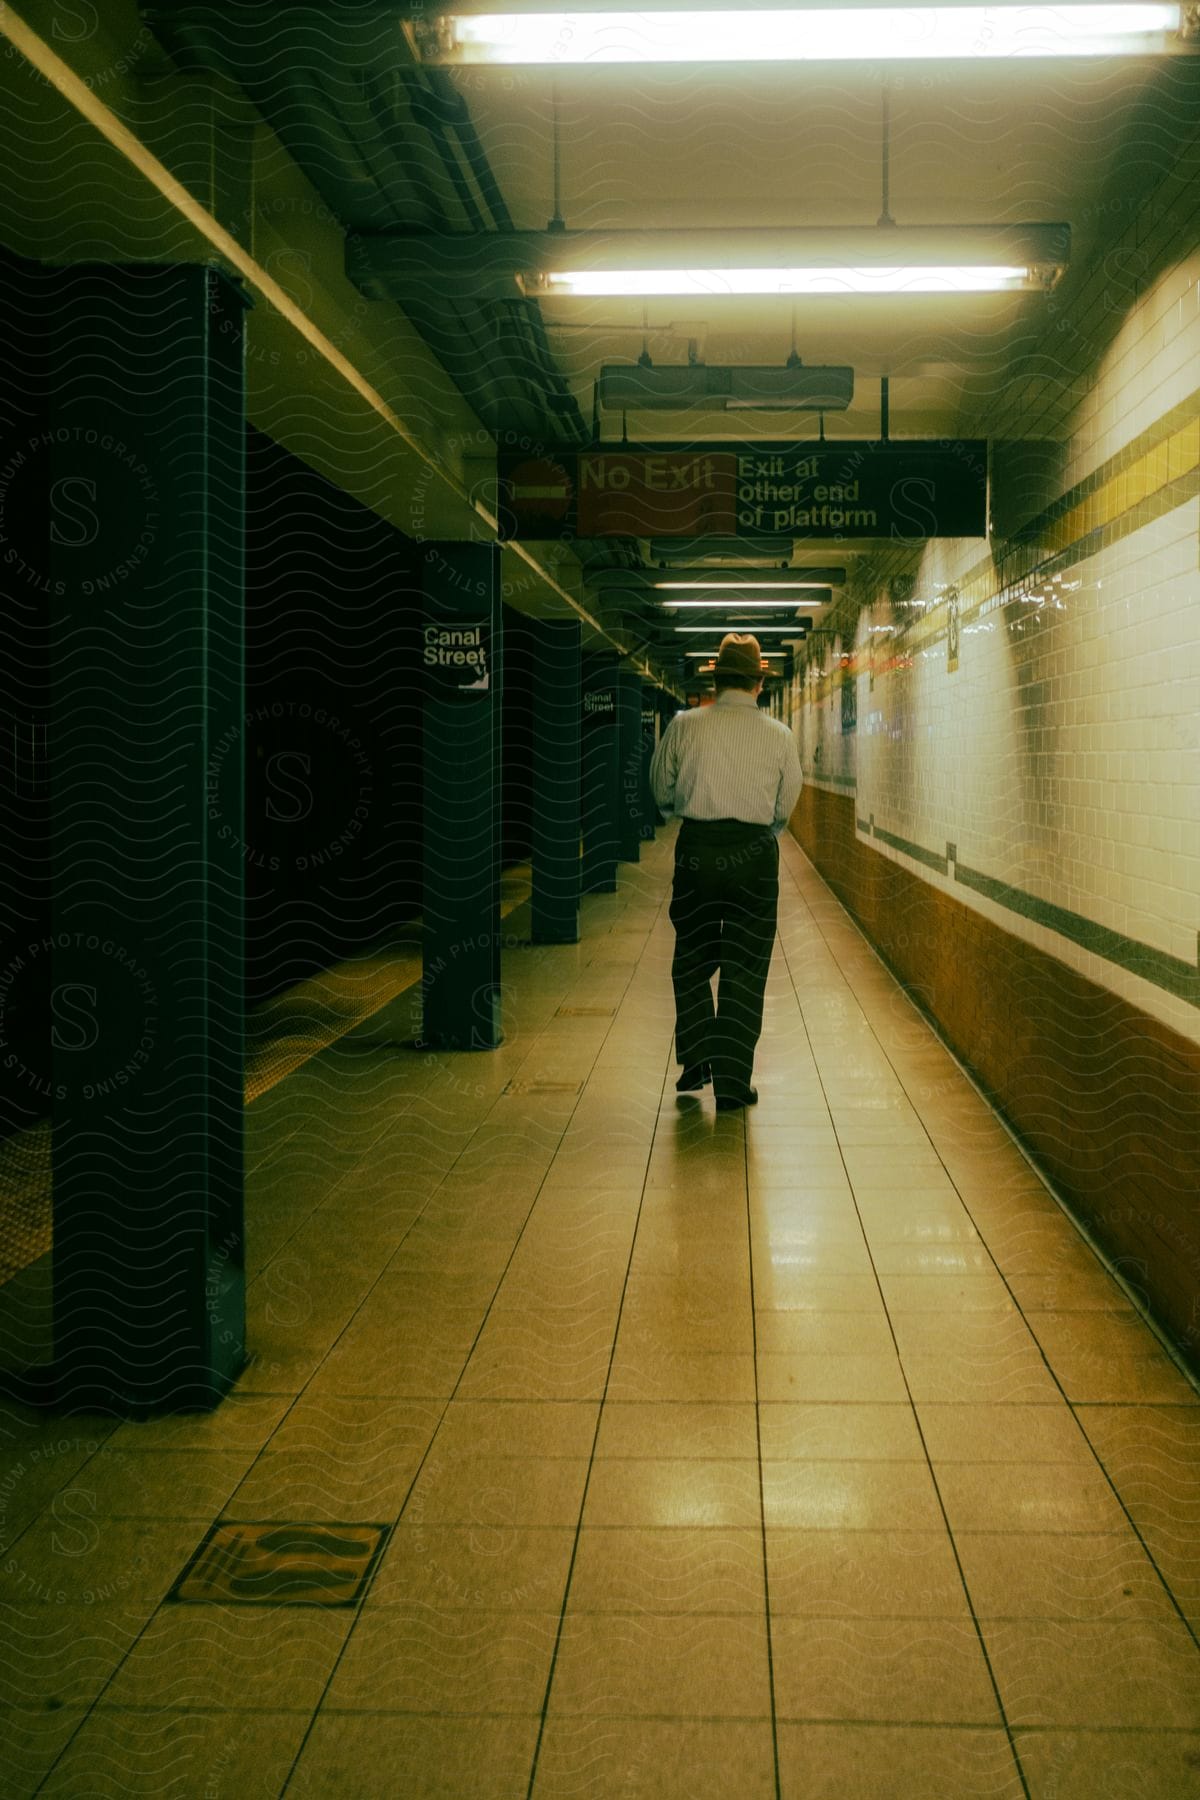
[715,1087,758,1112]
[675,1063,711,1093]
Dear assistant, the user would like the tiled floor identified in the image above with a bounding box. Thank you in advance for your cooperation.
[2,831,1200,1797]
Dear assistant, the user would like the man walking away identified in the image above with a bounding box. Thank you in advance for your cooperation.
[650,634,803,1112]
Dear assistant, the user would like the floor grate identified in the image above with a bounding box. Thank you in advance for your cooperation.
[169,1521,388,1606]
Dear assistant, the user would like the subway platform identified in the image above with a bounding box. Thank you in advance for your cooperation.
[2,831,1199,1799]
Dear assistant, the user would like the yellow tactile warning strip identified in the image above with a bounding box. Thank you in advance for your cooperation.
[0,1120,51,1285]
[245,865,533,1104]
[170,1521,388,1606]
[0,866,533,1285]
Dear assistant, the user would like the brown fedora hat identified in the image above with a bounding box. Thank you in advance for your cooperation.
[714,633,764,681]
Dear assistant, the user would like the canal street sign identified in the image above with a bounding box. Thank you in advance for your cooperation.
[497,441,987,541]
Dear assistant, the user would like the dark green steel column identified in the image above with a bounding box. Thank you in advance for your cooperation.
[616,668,643,863]
[581,655,619,895]
[421,541,503,1049]
[640,690,659,839]
[47,264,246,1414]
[531,619,581,944]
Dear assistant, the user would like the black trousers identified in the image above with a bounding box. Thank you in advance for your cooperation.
[669,819,779,1098]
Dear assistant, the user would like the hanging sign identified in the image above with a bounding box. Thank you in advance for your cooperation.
[423,619,491,695]
[498,441,987,541]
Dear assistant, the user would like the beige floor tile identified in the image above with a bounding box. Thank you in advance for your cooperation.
[229,1447,418,1521]
[761,1460,942,1531]
[457,1314,616,1402]
[758,1353,909,1405]
[533,1718,776,1798]
[0,1517,213,1609]
[1118,1522,1200,1625]
[403,1456,589,1530]
[1046,1352,1200,1407]
[607,1351,757,1404]
[548,1611,770,1717]
[583,1458,762,1529]
[0,1604,147,1710]
[778,1723,1023,1798]
[40,1708,310,1799]
[982,1619,1200,1727]
[569,1526,765,1613]
[870,1245,1000,1277]
[759,1403,924,1462]
[55,1449,251,1520]
[622,1271,752,1315]
[432,1401,599,1462]
[936,1461,1129,1534]
[291,1713,540,1800]
[917,1403,1095,1465]
[767,1528,968,1618]
[754,1241,876,1278]
[1016,1728,1200,1800]
[106,1396,293,1455]
[616,1310,754,1355]
[103,1605,351,1711]
[1007,1271,1137,1312]
[860,1213,984,1249]
[0,1703,87,1795]
[368,1525,575,1611]
[879,1274,1014,1312]
[325,1607,558,1713]
[309,1331,474,1399]
[956,1530,1179,1621]
[594,1402,758,1460]
[899,1350,1062,1406]
[754,1311,894,1356]
[771,1616,1001,1723]
[754,1273,884,1311]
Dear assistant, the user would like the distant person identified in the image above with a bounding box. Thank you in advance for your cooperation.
[650,634,803,1111]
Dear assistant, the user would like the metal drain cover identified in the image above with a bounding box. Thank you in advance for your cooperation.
[170,1521,388,1606]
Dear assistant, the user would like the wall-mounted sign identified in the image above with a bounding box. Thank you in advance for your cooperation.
[498,441,987,541]
[423,620,491,695]
[583,689,615,717]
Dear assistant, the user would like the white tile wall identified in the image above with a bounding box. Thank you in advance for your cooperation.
[794,239,1200,1048]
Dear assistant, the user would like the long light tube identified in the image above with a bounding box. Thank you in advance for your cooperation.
[662,598,826,608]
[655,580,833,590]
[431,7,1183,65]
[543,266,1036,297]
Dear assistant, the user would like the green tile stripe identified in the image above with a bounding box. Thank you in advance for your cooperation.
[858,822,1199,1008]
[953,862,1200,1010]
[872,824,949,875]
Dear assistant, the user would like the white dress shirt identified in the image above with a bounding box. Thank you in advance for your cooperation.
[650,690,803,834]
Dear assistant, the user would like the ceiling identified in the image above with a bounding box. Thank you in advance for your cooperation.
[146,6,1200,684]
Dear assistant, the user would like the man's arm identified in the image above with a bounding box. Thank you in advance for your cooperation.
[772,732,803,833]
[650,715,681,817]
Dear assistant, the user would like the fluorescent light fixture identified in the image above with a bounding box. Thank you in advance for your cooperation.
[661,598,828,608]
[655,580,832,591]
[544,266,1034,297]
[347,226,1070,303]
[673,625,807,633]
[685,649,783,657]
[424,6,1186,65]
